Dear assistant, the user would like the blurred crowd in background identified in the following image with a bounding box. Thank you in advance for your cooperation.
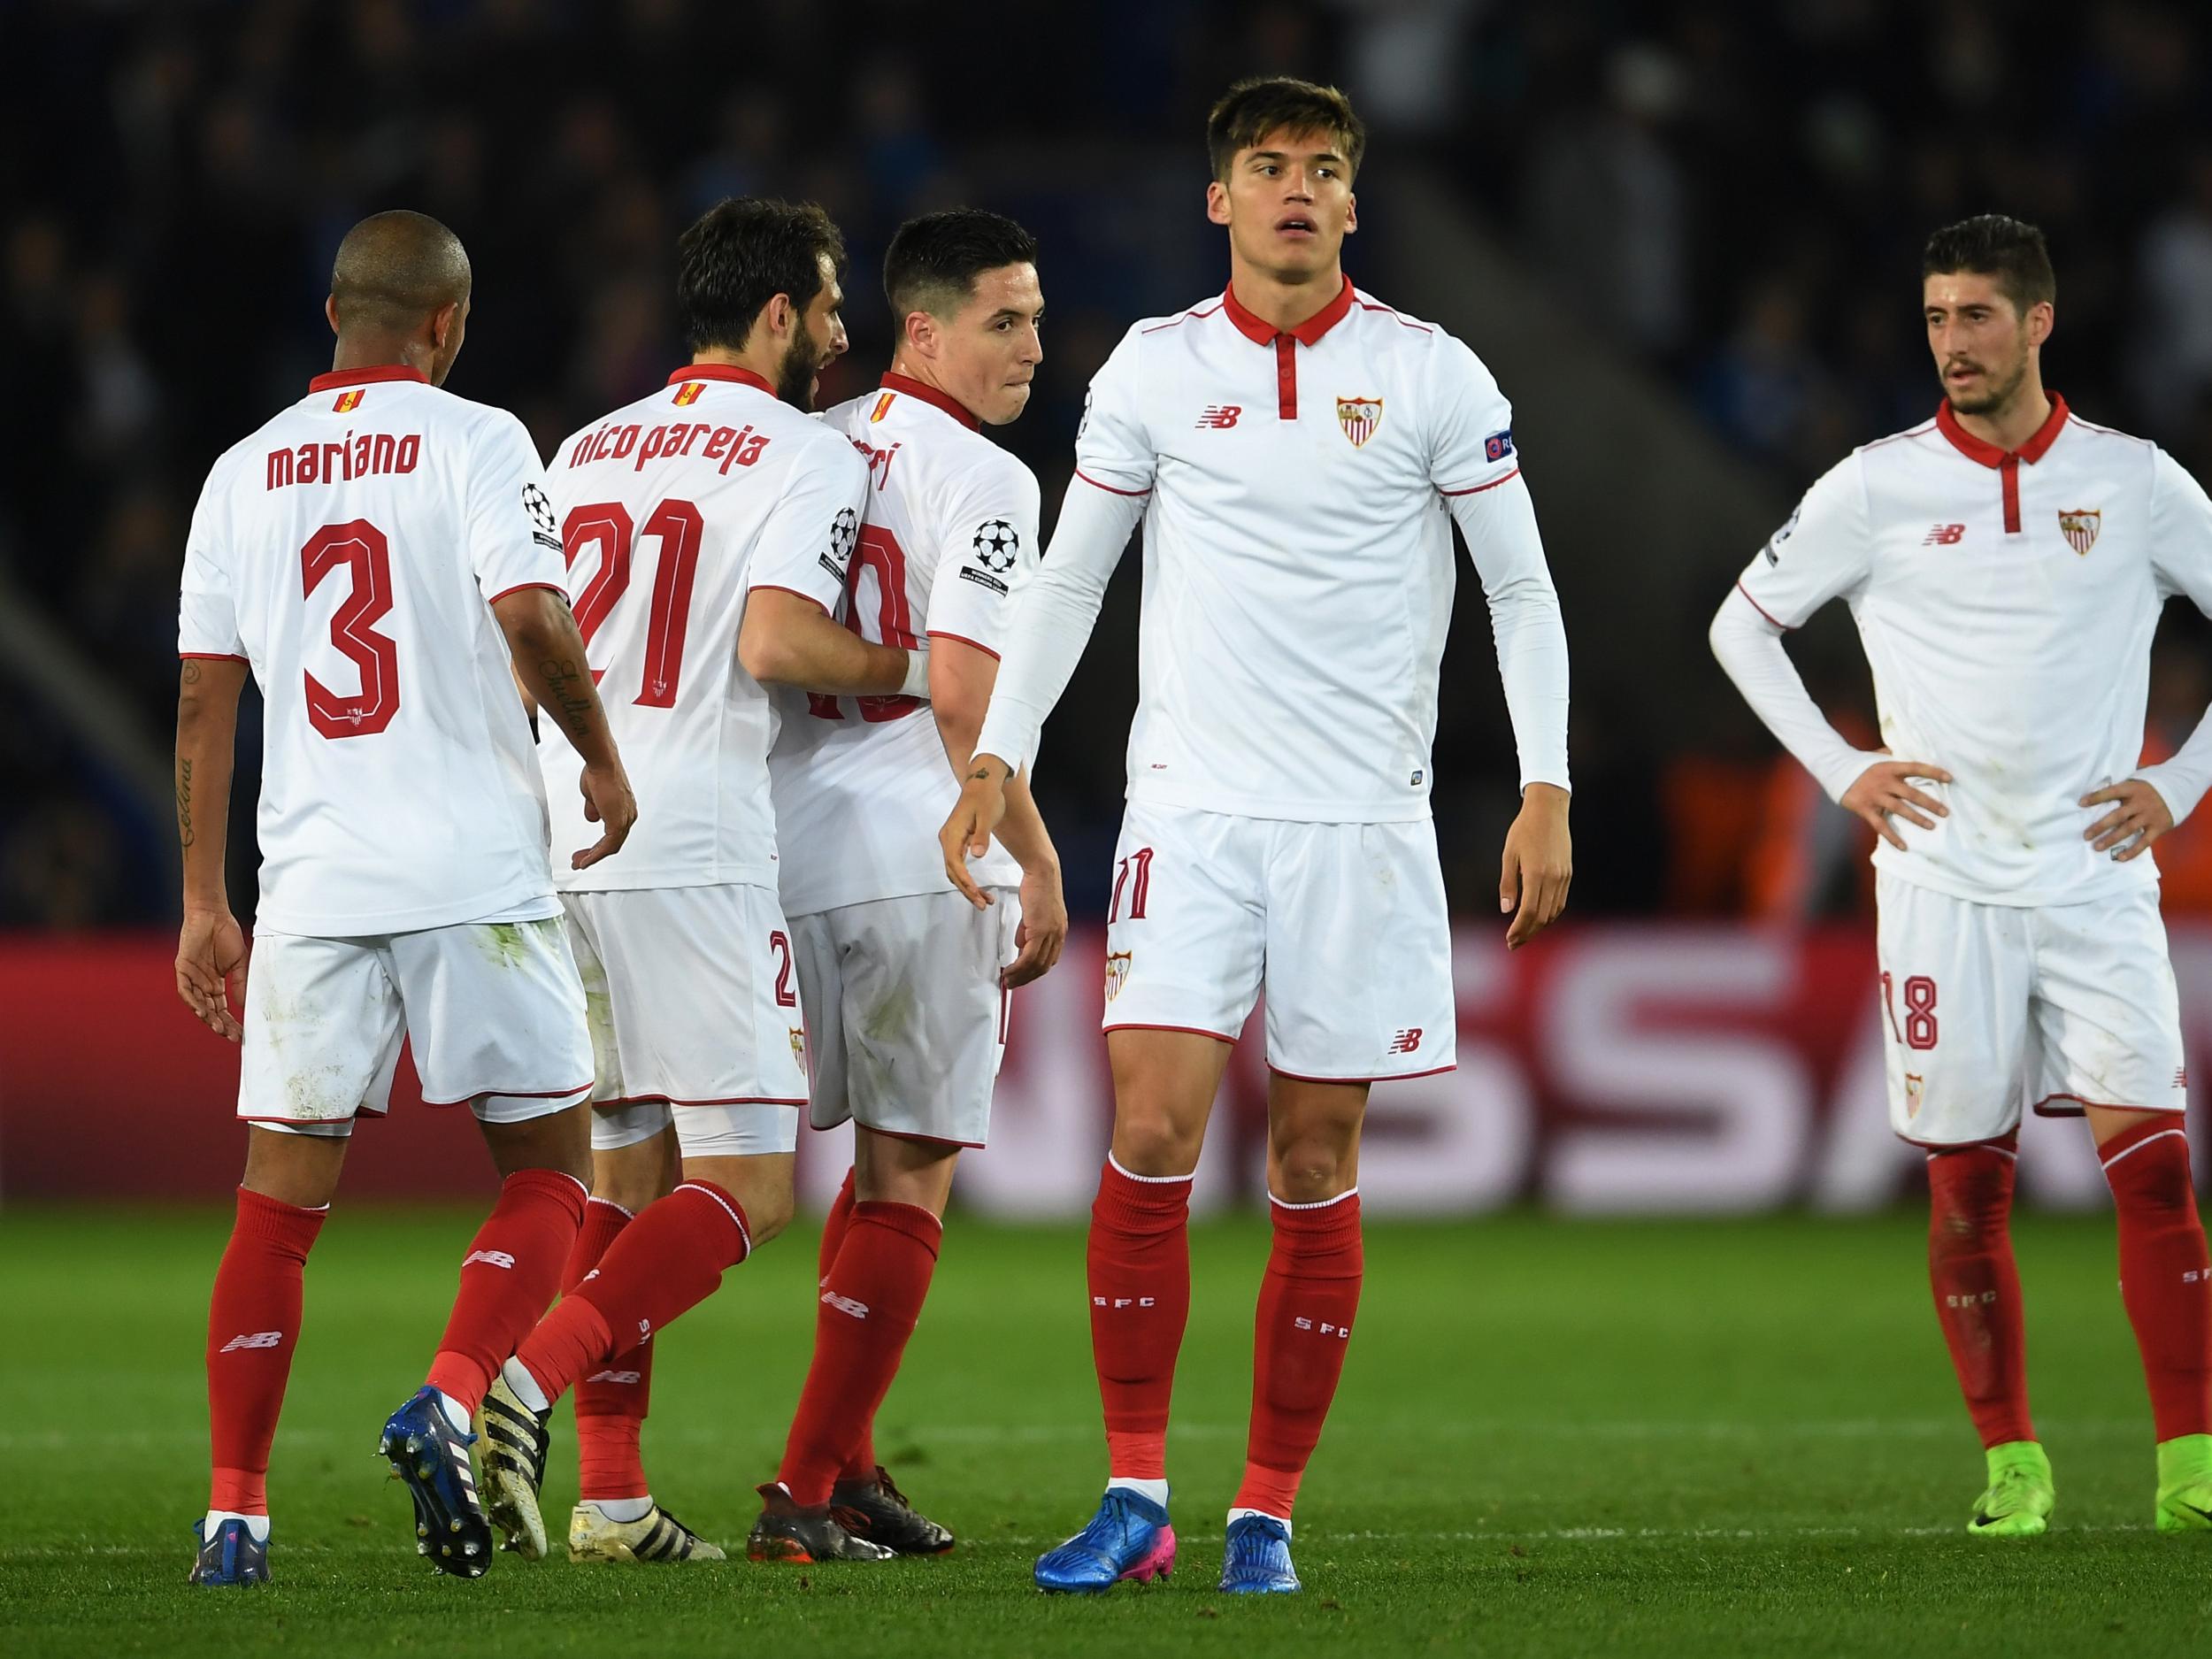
[11,0,2212,930]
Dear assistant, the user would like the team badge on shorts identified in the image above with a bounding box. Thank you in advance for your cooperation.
[1336,396,1383,448]
[1104,950,1133,1002]
[2058,509,2101,555]
[789,1028,808,1069]
[1904,1072,1924,1119]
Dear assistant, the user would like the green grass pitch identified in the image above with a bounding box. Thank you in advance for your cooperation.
[4,1205,2210,1655]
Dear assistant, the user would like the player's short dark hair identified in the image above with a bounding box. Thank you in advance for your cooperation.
[676,197,847,354]
[1206,76,1367,182]
[329,210,471,332]
[883,209,1040,325]
[1922,215,2056,316]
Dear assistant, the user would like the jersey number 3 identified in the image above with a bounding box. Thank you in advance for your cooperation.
[303,520,401,739]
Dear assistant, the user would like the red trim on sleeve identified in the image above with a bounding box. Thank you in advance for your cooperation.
[1732,580,1795,632]
[666,363,776,395]
[1440,466,1522,497]
[879,373,981,431]
[180,651,249,663]
[1075,468,1150,497]
[308,365,429,393]
[486,581,568,606]
[926,629,1002,661]
[748,584,832,615]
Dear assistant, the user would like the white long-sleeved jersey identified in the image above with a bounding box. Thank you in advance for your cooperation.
[974,276,1570,820]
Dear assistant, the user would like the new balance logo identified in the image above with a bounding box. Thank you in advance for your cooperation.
[1945,1291,1999,1308]
[219,1331,283,1353]
[1293,1317,1352,1339]
[1388,1028,1423,1055]
[1923,523,1966,546]
[585,1369,642,1385]
[1194,405,1242,429]
[463,1249,516,1271]
[822,1291,871,1320]
[1093,1295,1159,1310]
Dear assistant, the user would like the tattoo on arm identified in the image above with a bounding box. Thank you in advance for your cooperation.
[537,656,598,741]
[177,757,194,848]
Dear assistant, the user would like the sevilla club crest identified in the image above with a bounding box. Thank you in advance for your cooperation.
[1104,950,1133,1002]
[1336,396,1382,448]
[2058,508,2101,555]
[1904,1072,1924,1119]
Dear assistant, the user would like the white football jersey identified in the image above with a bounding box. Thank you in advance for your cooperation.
[1733,394,2212,906]
[771,374,1033,915]
[1002,276,1560,821]
[541,365,869,892]
[177,365,568,936]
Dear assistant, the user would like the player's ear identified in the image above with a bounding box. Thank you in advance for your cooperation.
[324,295,342,337]
[1344,193,1358,236]
[904,309,936,361]
[428,300,460,350]
[1206,180,1231,227]
[2027,299,2054,349]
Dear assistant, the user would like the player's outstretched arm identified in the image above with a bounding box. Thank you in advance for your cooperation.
[175,656,250,1041]
[930,637,1066,977]
[492,586,636,870]
[738,588,928,699]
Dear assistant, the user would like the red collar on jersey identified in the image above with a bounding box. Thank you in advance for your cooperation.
[1935,391,2069,468]
[879,372,980,431]
[309,365,429,392]
[1221,273,1356,347]
[666,364,775,395]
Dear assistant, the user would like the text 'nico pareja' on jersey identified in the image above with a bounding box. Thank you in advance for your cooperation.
[771,373,1035,918]
[972,275,1569,819]
[177,365,574,936]
[541,364,871,895]
[1715,394,2212,909]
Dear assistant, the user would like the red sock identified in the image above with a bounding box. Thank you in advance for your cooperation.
[516,1180,750,1406]
[1926,1139,2034,1448]
[566,1197,653,1502]
[423,1168,587,1413]
[776,1201,941,1508]
[2102,1120,2212,1441]
[206,1187,327,1515]
[1088,1157,1193,1481]
[1234,1190,1363,1518]
[818,1171,879,1484]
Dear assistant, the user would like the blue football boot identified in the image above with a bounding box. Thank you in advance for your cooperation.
[1218,1513,1300,1594]
[187,1517,270,1586]
[1033,1486,1176,1593]
[378,1386,494,1578]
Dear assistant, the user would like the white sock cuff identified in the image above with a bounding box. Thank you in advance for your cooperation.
[1107,1154,1195,1186]
[1107,1476,1171,1506]
[1269,1186,1358,1211]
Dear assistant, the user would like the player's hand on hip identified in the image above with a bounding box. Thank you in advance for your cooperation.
[2082,779,2175,861]
[572,762,638,869]
[176,907,249,1042]
[1840,758,1951,850]
[1003,859,1068,987]
[940,760,1010,910]
[1500,782,1572,950]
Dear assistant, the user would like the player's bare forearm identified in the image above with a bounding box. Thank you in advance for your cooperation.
[739,588,912,695]
[931,640,1055,873]
[175,657,247,910]
[493,588,618,769]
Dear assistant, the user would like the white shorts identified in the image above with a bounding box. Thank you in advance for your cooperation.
[793,887,1020,1149]
[565,885,805,1160]
[242,916,593,1137]
[1878,871,2187,1147]
[1102,801,1456,1081]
